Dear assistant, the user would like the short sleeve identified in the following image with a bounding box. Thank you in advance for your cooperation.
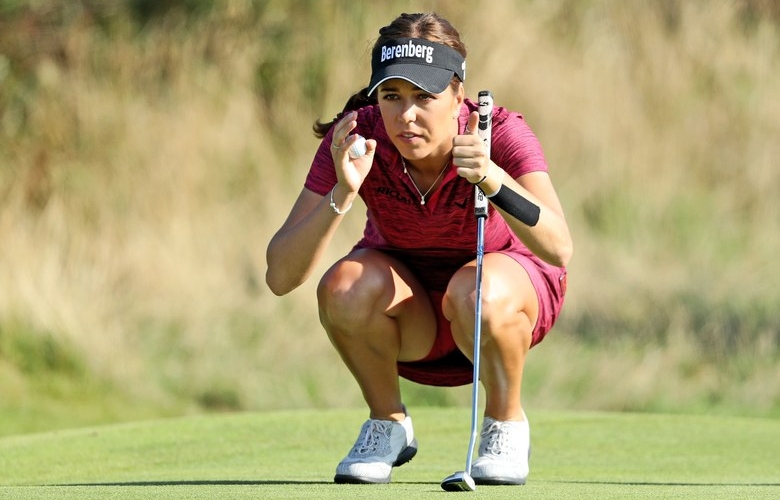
[304,129,338,196]
[491,110,549,179]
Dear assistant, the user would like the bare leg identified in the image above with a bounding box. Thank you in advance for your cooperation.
[442,253,538,421]
[318,249,437,421]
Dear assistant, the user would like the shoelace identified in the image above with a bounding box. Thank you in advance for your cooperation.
[350,420,393,457]
[481,421,521,457]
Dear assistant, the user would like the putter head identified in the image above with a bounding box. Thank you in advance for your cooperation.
[441,471,476,492]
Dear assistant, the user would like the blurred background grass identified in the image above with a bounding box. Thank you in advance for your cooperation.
[0,0,778,436]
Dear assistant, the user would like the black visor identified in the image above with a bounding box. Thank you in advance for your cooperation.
[367,38,466,96]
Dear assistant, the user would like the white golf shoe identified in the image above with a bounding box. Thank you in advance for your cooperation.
[334,412,417,484]
[470,414,531,485]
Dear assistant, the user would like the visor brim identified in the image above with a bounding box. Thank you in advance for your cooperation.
[367,64,456,96]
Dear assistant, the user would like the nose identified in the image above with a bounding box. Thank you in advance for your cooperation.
[399,99,416,123]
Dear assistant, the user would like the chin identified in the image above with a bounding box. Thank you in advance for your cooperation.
[394,142,430,160]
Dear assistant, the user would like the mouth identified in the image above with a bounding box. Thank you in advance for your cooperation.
[397,131,423,144]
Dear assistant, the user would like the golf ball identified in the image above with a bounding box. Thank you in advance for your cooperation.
[348,135,367,159]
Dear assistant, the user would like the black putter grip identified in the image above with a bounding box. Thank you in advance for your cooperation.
[475,91,493,219]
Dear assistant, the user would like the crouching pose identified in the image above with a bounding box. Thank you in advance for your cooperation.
[266,11,572,486]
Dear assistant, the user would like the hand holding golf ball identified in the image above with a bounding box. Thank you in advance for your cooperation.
[347,134,367,159]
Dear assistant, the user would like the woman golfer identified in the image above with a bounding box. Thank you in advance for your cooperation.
[266,12,572,485]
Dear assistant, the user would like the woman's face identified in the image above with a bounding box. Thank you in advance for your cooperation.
[377,78,464,167]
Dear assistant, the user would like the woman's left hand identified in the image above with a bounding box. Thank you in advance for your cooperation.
[452,111,490,184]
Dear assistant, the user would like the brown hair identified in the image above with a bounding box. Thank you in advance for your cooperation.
[312,12,467,138]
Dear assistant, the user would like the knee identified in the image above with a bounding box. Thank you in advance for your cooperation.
[444,268,527,339]
[443,268,477,321]
[444,268,510,324]
[317,254,391,331]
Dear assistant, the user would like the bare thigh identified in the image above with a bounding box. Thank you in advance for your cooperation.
[318,248,438,362]
[443,252,539,351]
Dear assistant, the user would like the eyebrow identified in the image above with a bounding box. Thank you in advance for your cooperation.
[378,83,425,93]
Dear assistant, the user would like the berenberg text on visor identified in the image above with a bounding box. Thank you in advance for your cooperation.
[380,39,434,64]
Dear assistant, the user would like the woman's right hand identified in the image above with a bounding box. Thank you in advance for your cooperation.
[329,111,376,194]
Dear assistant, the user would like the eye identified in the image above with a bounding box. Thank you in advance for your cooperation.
[380,92,399,101]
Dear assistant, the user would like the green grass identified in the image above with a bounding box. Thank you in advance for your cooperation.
[1,408,778,499]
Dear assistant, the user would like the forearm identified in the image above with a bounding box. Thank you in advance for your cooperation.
[478,166,573,268]
[495,200,573,268]
[265,186,357,295]
[266,227,336,296]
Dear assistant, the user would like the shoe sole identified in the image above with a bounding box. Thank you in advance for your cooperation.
[472,446,531,486]
[472,444,531,486]
[473,476,527,486]
[333,439,418,484]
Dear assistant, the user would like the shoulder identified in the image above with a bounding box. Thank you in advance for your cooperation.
[355,104,383,133]
[460,98,529,132]
[461,98,548,175]
[490,104,530,133]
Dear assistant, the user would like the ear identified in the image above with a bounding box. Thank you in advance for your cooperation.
[452,82,465,118]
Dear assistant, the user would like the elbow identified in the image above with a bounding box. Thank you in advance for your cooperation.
[266,263,309,296]
[265,275,286,297]
[555,239,574,268]
[265,243,296,296]
[543,237,573,269]
[549,223,574,268]
[557,244,573,268]
[265,268,294,296]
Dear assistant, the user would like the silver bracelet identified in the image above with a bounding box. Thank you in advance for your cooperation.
[329,187,352,215]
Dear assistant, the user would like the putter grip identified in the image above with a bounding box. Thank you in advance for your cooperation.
[475,91,493,219]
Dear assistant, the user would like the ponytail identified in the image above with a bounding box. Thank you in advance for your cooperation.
[312,87,377,138]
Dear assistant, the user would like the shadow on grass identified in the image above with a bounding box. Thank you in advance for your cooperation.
[553,480,780,487]
[54,479,780,487]
[54,480,439,487]
[55,480,334,486]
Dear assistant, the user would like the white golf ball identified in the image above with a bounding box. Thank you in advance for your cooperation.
[348,135,367,159]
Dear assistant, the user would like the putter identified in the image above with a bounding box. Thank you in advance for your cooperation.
[441,90,493,493]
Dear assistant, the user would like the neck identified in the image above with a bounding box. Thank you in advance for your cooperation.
[403,153,451,174]
[401,156,450,191]
[401,156,450,206]
[403,156,450,178]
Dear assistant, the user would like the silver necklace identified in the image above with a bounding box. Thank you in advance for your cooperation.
[401,157,449,205]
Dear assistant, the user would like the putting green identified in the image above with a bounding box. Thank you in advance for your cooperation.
[1,409,778,499]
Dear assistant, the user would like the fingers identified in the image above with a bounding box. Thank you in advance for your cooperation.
[466,110,479,136]
[454,111,482,146]
[328,110,374,194]
[364,138,377,156]
[330,111,358,153]
[453,112,489,182]
[453,112,486,156]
